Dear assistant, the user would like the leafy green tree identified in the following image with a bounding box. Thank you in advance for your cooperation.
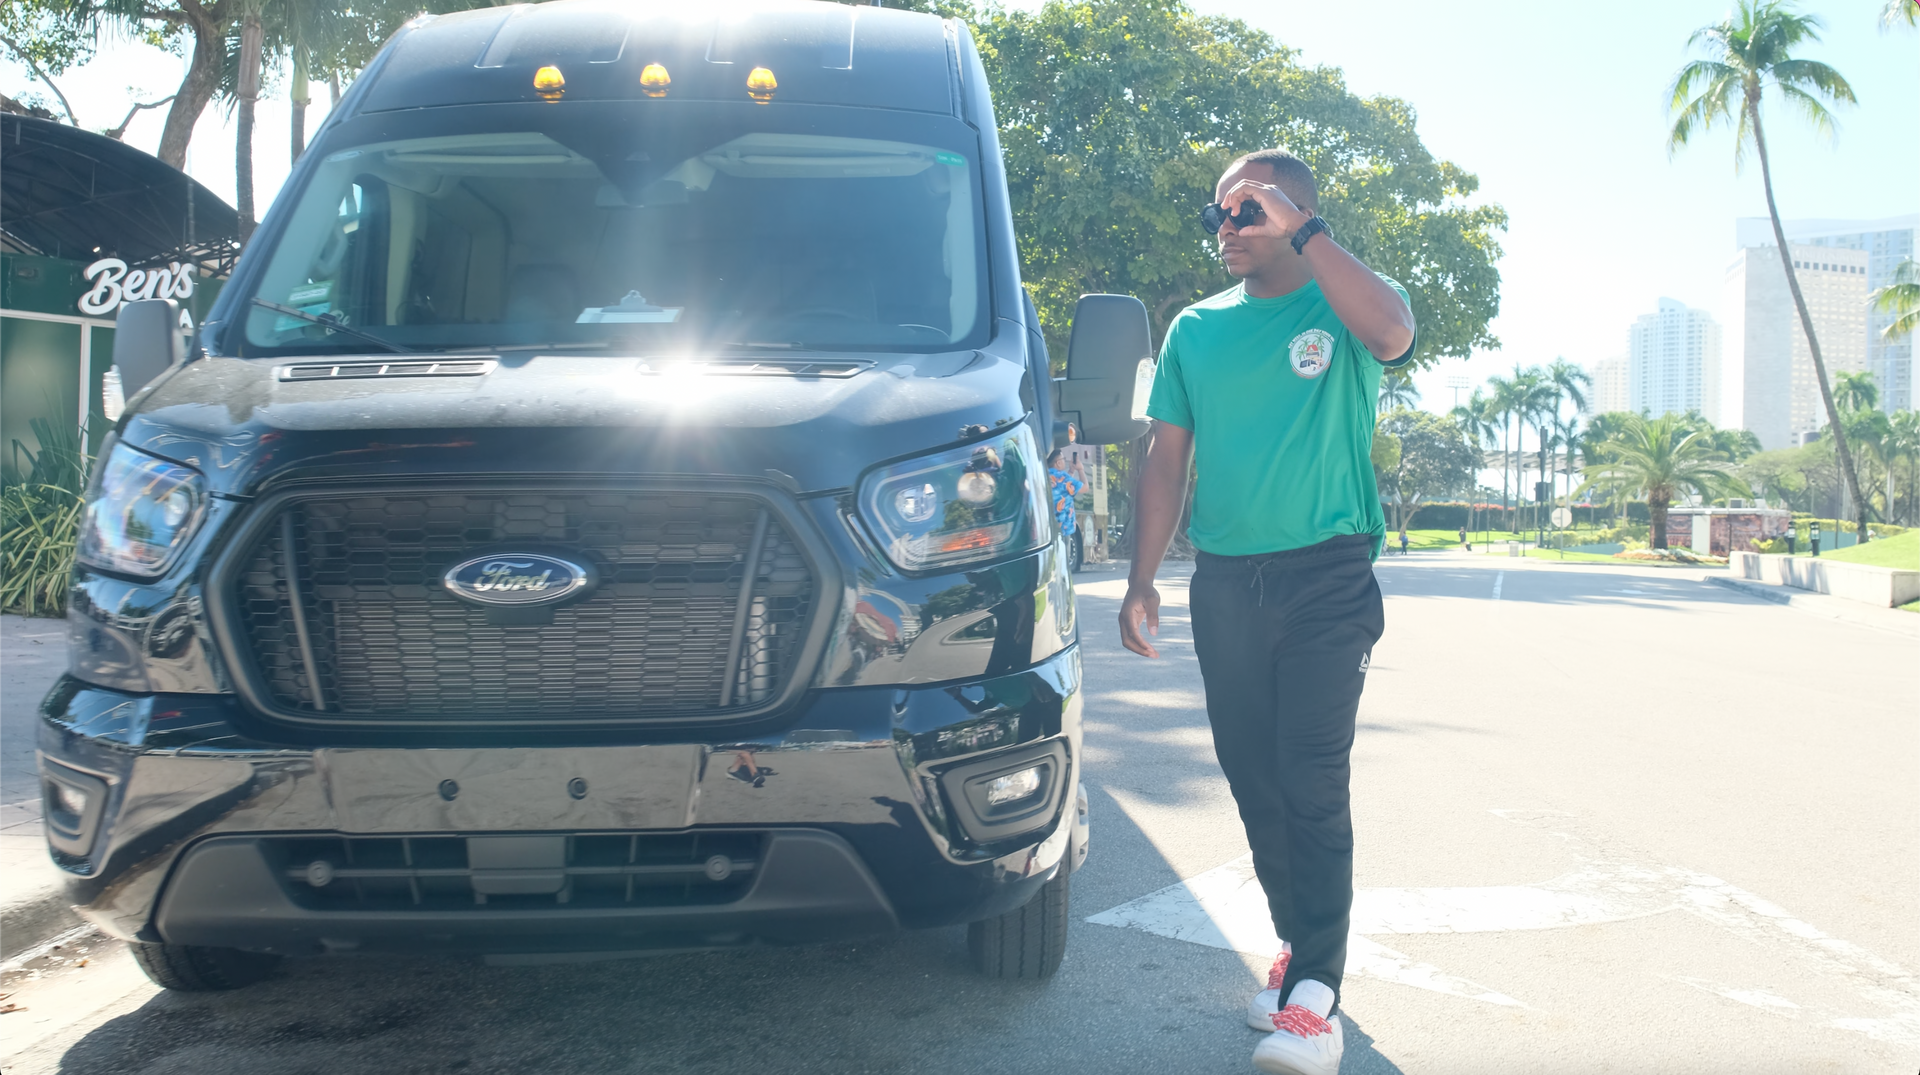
[1580,413,1746,548]
[971,0,1504,363]
[1669,0,1869,540]
[1377,408,1477,531]
[1871,259,1919,342]
[0,0,92,125]
[1739,447,1811,511]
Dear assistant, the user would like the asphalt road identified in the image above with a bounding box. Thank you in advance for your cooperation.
[4,554,1914,1075]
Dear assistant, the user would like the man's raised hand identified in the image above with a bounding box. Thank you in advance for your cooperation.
[1220,179,1310,240]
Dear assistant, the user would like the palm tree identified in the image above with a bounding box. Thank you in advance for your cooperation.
[1580,414,1746,549]
[1888,409,1920,525]
[1379,371,1422,411]
[1885,0,1918,29]
[1872,259,1920,342]
[1487,370,1525,535]
[1515,369,1557,536]
[1452,389,1501,540]
[1544,358,1591,501]
[1669,0,1868,540]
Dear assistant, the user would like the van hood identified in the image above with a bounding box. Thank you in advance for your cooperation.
[119,346,1032,496]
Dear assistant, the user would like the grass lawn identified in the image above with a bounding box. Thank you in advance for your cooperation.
[1800,530,1919,570]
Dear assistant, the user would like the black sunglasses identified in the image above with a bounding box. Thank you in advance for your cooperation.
[1200,200,1263,235]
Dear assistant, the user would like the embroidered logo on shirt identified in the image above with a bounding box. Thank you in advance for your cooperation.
[1357,651,1370,674]
[1288,329,1335,379]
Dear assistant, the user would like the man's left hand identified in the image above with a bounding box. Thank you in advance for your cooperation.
[1221,180,1311,240]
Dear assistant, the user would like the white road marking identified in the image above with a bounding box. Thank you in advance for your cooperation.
[1490,572,1503,600]
[1086,854,1523,1007]
[1086,853,1920,1046]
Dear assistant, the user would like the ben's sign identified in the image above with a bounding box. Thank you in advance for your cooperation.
[79,258,198,317]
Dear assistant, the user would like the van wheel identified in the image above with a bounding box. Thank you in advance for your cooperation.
[968,864,1069,979]
[130,942,281,991]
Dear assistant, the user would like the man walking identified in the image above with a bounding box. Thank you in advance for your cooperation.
[1118,148,1415,1075]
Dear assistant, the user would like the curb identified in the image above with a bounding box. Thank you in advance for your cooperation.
[1,876,83,962]
[1706,574,1793,605]
[1706,573,1918,638]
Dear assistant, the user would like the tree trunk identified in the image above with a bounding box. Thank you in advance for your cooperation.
[236,11,263,236]
[157,3,228,170]
[290,46,310,166]
[1750,100,1869,544]
[1650,496,1668,550]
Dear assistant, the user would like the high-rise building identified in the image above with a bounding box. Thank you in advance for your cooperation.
[1628,298,1721,422]
[1736,216,1917,411]
[1585,355,1629,415]
[1721,243,1869,450]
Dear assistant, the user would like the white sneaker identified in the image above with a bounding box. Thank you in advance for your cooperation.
[1246,949,1289,1031]
[1252,1005,1344,1075]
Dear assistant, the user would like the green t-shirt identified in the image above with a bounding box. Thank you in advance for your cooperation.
[1146,277,1413,559]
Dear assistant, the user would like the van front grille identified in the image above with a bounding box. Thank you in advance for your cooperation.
[230,488,815,725]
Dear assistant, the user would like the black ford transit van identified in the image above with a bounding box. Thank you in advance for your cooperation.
[40,0,1153,990]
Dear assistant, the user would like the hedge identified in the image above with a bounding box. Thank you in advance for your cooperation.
[1390,501,1651,530]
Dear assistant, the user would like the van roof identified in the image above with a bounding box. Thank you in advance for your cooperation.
[358,0,958,117]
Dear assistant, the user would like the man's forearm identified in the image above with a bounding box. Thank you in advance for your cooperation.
[1303,238,1415,362]
[1128,422,1194,590]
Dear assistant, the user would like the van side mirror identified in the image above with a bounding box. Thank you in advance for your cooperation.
[112,299,186,397]
[1056,294,1152,445]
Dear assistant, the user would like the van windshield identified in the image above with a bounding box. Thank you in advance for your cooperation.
[237,116,986,355]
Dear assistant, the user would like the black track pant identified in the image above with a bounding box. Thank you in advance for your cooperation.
[1188,534,1384,1007]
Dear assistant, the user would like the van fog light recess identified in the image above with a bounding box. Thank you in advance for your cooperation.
[53,782,89,817]
[985,766,1042,808]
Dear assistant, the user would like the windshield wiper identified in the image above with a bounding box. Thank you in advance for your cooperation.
[736,341,822,351]
[252,299,413,354]
[490,341,615,352]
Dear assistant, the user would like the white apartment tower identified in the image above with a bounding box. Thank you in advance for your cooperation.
[1721,243,1869,450]
[1736,216,1917,411]
[1628,299,1722,421]
[1584,355,1629,415]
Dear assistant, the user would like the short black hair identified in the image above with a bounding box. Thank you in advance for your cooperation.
[1226,148,1318,214]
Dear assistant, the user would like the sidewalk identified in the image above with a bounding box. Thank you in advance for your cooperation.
[1705,573,1920,639]
[1,614,81,959]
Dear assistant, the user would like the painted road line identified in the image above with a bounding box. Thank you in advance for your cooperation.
[1490,571,1504,600]
[1085,853,1920,1046]
[1085,854,1523,1007]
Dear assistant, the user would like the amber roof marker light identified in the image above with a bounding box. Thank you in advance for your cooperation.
[533,64,566,101]
[746,66,777,103]
[640,63,671,97]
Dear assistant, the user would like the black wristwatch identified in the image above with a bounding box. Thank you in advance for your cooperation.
[1291,215,1331,254]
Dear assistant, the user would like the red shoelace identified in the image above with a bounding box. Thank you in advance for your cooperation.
[1266,950,1290,991]
[1271,1005,1332,1039]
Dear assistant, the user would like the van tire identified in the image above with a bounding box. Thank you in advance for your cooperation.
[968,864,1069,979]
[130,942,281,991]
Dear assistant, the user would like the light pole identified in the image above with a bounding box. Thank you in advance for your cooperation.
[1447,375,1469,410]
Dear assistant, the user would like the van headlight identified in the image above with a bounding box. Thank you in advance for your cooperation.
[76,442,208,578]
[859,426,1050,572]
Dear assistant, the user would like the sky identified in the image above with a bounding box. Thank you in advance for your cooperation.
[5,0,1916,439]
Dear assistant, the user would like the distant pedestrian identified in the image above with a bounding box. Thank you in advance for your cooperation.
[1120,147,1416,1075]
[1398,528,1409,556]
[1047,449,1085,572]
[1458,525,1468,552]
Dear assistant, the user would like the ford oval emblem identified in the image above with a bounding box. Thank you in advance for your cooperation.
[443,552,595,607]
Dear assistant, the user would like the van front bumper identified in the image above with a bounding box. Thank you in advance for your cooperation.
[36,646,1082,956]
